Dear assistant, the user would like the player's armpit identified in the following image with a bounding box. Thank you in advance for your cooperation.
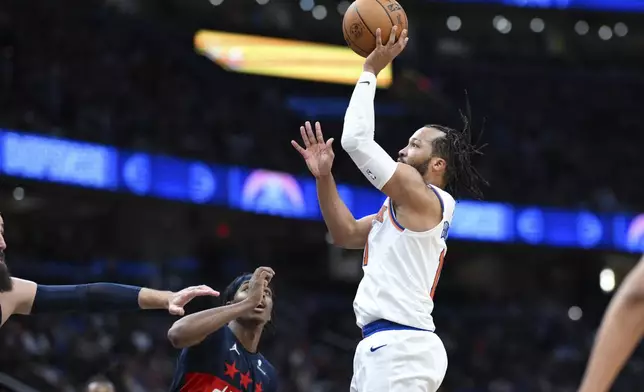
[334,214,375,249]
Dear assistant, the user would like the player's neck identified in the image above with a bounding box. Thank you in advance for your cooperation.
[425,174,444,190]
[229,320,263,353]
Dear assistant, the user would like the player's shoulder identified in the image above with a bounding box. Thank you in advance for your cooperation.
[428,185,456,216]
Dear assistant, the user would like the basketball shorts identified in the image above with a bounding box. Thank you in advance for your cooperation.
[350,321,448,392]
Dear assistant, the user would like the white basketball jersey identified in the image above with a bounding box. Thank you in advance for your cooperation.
[353,185,456,332]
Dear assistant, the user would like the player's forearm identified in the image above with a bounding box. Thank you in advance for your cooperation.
[580,260,644,392]
[316,174,359,247]
[167,300,255,348]
[341,72,397,190]
[29,283,170,314]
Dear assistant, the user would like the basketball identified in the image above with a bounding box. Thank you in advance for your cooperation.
[342,0,408,58]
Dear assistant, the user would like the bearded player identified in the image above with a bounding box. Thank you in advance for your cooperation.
[292,27,486,391]
[167,267,278,392]
[0,214,219,327]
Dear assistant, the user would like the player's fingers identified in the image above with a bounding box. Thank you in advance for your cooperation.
[389,25,397,45]
[375,28,382,48]
[398,29,409,49]
[171,306,185,317]
[291,140,306,155]
[326,138,334,148]
[196,285,220,296]
[305,121,317,145]
[315,121,324,144]
[300,126,311,148]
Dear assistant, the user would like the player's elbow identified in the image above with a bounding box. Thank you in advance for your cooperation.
[340,132,360,152]
[167,325,196,349]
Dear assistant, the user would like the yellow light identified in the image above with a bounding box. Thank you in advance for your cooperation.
[194,30,393,88]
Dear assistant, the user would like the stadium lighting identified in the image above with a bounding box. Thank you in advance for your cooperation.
[256,0,270,4]
[12,187,24,201]
[598,25,613,40]
[600,268,616,293]
[493,15,512,34]
[300,0,314,12]
[337,1,350,15]
[209,0,223,6]
[575,20,589,35]
[530,18,545,33]
[568,306,583,321]
[614,22,628,37]
[447,16,462,32]
[312,5,327,20]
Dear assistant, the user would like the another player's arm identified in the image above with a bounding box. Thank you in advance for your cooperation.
[579,255,644,392]
[7,277,216,316]
[317,173,374,249]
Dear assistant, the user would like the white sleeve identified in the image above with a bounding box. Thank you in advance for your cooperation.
[341,72,398,190]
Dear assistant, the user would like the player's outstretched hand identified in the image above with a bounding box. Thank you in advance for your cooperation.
[363,26,409,77]
[168,285,220,316]
[247,266,275,307]
[291,121,335,178]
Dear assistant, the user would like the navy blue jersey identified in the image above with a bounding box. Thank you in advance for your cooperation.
[169,326,278,392]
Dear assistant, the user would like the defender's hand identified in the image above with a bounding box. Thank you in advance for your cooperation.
[167,285,219,316]
[291,121,335,178]
[363,26,409,77]
[246,266,275,307]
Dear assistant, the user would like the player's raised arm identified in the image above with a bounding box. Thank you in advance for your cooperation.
[167,266,274,349]
[8,277,218,317]
[340,28,436,216]
[292,121,373,249]
[579,255,644,392]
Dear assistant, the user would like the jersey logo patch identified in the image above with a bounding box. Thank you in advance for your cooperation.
[441,221,450,240]
[229,343,240,356]
[370,344,387,352]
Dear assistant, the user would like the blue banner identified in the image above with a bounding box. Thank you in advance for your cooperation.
[436,0,644,12]
[1,129,643,253]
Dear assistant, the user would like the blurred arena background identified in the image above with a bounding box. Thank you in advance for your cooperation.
[1,0,644,391]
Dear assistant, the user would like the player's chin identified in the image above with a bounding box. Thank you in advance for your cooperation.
[240,309,270,324]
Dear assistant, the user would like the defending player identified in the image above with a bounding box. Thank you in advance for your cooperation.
[579,254,644,392]
[0,214,219,327]
[167,267,278,392]
[292,27,486,391]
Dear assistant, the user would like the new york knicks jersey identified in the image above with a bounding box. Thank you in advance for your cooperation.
[353,185,456,332]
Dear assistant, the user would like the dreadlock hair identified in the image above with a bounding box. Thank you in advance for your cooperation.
[219,273,276,334]
[427,96,488,200]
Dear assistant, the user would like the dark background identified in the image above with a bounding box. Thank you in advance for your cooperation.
[1,0,644,391]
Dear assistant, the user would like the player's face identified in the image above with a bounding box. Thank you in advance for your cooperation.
[233,281,274,325]
[397,127,446,177]
[0,215,11,293]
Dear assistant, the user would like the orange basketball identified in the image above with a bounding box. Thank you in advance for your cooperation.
[342,0,408,58]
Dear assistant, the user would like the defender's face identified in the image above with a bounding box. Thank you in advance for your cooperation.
[0,215,12,293]
[398,127,445,176]
[232,280,273,324]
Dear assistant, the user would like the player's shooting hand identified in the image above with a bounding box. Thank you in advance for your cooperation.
[291,121,335,178]
[363,26,409,77]
[168,285,220,316]
[247,266,275,307]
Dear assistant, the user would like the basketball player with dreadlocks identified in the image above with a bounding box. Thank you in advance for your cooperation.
[167,267,278,392]
[292,27,486,392]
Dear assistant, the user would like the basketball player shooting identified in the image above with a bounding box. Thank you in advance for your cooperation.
[167,267,278,392]
[0,214,219,328]
[579,254,644,392]
[292,27,486,391]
